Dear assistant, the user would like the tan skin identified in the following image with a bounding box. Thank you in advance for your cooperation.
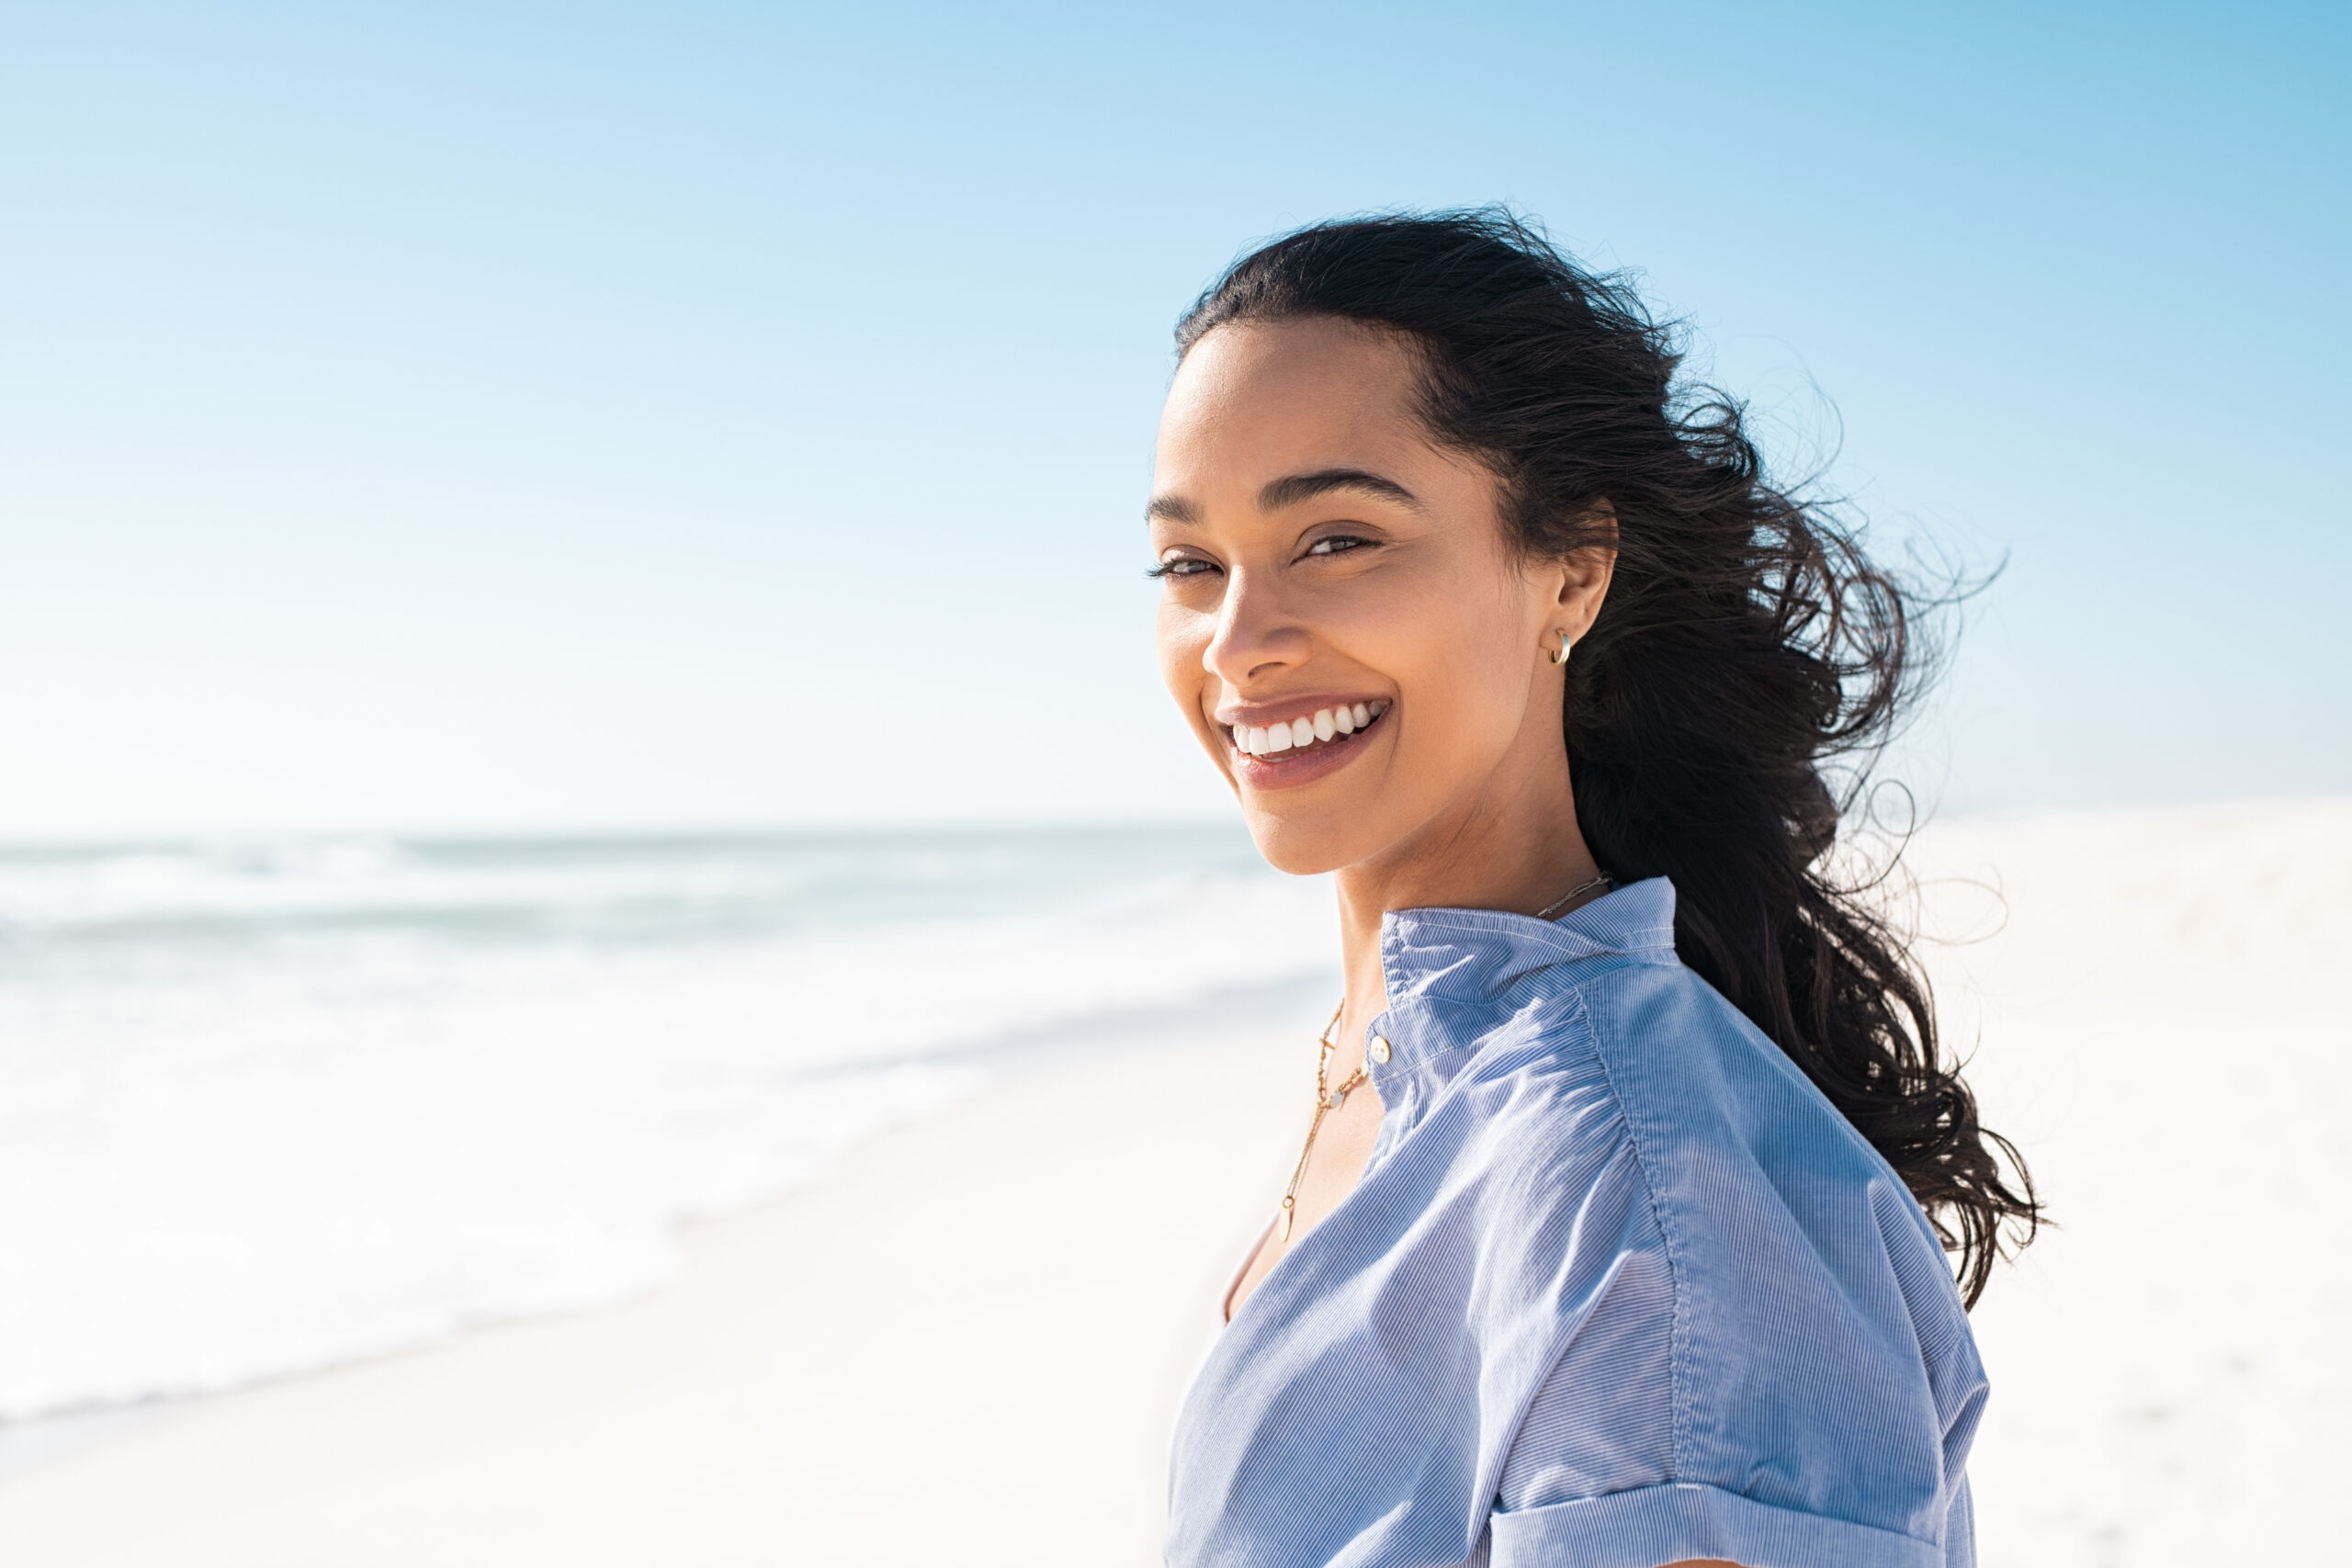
[1149,317,1738,1568]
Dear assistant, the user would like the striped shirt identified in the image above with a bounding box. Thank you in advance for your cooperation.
[1166,877,1984,1568]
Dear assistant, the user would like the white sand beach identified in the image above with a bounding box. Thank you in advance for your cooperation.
[1,798,2345,1565]
[1912,797,2351,1565]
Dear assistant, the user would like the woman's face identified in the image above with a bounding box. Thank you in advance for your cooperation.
[1150,317,1611,876]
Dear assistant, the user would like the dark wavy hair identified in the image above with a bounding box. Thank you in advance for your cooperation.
[1177,209,2038,1305]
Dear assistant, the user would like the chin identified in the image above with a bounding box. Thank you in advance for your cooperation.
[1238,806,1376,878]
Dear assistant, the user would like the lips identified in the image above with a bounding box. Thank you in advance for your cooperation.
[1217,698,1391,791]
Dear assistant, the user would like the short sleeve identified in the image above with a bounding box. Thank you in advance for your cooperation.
[1487,1153,1981,1567]
[1489,1486,1950,1568]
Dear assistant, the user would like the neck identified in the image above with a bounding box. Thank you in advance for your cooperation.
[1326,751,1600,1066]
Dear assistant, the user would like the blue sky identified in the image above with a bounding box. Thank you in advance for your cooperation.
[2,1,2344,832]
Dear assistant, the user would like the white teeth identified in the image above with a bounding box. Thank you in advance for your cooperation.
[1233,702,1387,760]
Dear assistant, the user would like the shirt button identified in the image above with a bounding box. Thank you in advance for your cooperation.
[1369,1034,1392,1065]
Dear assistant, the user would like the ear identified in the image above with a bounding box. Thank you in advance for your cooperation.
[1546,502,1618,641]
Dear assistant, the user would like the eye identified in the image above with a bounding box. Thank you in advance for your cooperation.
[1304,535,1374,558]
[1146,553,1220,580]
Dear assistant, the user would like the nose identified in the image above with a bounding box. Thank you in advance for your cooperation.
[1201,567,1310,690]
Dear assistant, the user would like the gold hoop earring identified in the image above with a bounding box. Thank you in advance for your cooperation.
[1548,631,1572,667]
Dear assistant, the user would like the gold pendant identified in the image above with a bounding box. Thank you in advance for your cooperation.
[1277,1200,1295,1242]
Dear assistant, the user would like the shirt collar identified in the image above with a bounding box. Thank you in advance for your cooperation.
[1379,876,1678,1001]
[1358,878,1679,1089]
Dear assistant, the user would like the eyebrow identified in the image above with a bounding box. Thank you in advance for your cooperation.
[1258,468,1425,513]
[1144,468,1424,527]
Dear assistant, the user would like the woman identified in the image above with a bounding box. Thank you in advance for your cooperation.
[1149,212,2037,1568]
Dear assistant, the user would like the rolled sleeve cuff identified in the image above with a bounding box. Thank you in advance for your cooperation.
[1489,1482,1945,1568]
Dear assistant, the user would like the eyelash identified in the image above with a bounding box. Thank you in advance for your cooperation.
[1147,536,1375,579]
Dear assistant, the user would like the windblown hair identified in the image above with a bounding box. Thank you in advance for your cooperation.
[1178,209,2038,1304]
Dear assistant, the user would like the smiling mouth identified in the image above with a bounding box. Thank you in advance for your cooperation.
[1227,700,1389,759]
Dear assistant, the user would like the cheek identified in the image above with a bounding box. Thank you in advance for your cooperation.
[1388,589,1532,747]
[1155,602,1212,702]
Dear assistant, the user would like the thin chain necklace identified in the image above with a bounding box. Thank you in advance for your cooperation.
[1533,870,1614,921]
[1272,872,1611,1247]
[1277,1003,1363,1243]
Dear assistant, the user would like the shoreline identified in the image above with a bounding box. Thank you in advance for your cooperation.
[0,972,1335,1469]
[0,1004,1324,1566]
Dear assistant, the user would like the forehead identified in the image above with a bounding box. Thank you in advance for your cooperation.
[1153,319,1435,498]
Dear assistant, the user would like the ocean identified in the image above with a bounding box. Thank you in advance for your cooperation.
[0,827,1333,1425]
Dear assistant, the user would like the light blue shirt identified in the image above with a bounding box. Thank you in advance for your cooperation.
[1167,878,1984,1568]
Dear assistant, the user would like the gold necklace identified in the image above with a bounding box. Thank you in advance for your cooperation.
[1277,1003,1368,1243]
